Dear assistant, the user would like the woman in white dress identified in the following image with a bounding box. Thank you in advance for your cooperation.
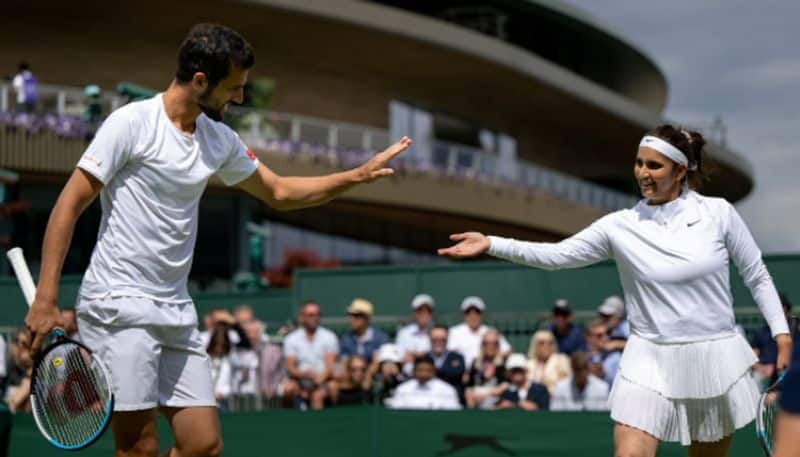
[438,125,792,457]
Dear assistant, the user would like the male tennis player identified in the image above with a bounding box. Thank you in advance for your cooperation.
[24,23,410,457]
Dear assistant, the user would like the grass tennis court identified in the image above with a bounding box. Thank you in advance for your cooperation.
[5,407,767,456]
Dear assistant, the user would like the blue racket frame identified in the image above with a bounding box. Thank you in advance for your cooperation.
[756,370,787,456]
[29,329,115,451]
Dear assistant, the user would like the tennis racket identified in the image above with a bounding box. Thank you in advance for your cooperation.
[756,367,788,455]
[6,247,114,450]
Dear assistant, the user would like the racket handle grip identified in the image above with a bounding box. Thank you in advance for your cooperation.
[6,247,37,307]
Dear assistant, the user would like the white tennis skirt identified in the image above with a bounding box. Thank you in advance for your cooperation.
[608,333,760,446]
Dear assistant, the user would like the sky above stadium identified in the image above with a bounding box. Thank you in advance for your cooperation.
[565,1,800,254]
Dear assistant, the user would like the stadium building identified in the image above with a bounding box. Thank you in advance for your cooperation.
[0,0,753,284]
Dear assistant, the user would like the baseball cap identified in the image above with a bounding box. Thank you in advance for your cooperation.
[598,296,625,317]
[505,353,528,371]
[347,298,374,317]
[460,296,486,312]
[552,298,572,315]
[377,343,402,364]
[411,293,435,310]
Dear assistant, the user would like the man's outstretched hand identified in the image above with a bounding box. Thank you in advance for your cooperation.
[356,136,412,183]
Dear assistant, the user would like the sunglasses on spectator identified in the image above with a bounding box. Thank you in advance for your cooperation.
[348,313,368,318]
[482,341,499,346]
[430,337,448,342]
[535,340,554,345]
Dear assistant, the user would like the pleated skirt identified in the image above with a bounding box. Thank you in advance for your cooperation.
[608,333,760,445]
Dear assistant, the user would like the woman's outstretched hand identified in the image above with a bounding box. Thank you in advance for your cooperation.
[437,232,490,259]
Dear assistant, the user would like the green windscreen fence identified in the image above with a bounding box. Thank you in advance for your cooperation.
[1,255,799,329]
[293,255,800,317]
[5,407,766,457]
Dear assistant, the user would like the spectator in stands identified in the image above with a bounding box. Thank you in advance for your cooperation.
[428,325,466,398]
[83,84,103,124]
[6,328,33,413]
[550,352,610,411]
[340,298,388,363]
[496,353,550,411]
[206,322,233,408]
[388,355,461,410]
[396,293,435,374]
[337,355,373,406]
[243,319,269,352]
[597,295,629,351]
[447,296,511,368]
[199,311,214,347]
[548,299,585,355]
[465,329,508,409]
[60,307,79,340]
[752,293,797,386]
[526,330,571,393]
[12,62,37,113]
[283,301,339,410]
[259,340,287,404]
[234,303,255,326]
[374,344,407,403]
[0,333,6,393]
[200,308,248,348]
[584,319,621,386]
[231,320,265,405]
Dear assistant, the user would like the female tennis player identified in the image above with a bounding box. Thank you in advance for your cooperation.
[439,125,792,457]
[24,23,410,457]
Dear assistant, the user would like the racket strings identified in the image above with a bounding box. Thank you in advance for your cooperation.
[33,344,111,447]
[759,387,781,455]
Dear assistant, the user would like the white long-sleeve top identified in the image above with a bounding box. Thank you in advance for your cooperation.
[488,190,788,343]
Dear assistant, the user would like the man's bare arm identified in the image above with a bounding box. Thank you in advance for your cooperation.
[237,137,411,210]
[26,168,102,352]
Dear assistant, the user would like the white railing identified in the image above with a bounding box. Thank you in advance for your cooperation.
[230,107,637,211]
[0,82,124,118]
[0,82,638,212]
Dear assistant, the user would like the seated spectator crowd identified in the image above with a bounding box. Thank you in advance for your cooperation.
[12,292,732,414]
[184,294,625,412]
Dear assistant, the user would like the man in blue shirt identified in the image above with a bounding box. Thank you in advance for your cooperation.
[427,325,466,397]
[339,298,389,363]
[548,299,585,355]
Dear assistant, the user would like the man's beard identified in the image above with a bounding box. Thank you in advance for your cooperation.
[197,88,224,121]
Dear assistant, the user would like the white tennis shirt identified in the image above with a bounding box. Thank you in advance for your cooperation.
[77,94,259,303]
[488,190,788,343]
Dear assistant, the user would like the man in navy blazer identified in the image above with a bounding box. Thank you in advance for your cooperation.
[428,325,466,398]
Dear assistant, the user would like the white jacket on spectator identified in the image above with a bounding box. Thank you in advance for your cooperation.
[550,374,610,411]
[396,323,432,357]
[388,378,462,410]
[210,356,233,400]
[447,323,510,368]
[231,349,260,395]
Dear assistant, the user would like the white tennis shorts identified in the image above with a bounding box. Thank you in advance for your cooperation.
[76,295,216,411]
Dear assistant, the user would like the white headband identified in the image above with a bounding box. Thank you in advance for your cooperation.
[639,135,697,170]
